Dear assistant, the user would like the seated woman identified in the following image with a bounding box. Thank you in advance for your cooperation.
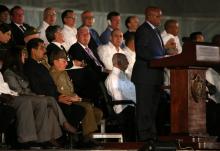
[2,46,76,146]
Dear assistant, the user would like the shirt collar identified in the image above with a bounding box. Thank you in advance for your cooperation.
[78,42,88,49]
[146,21,156,30]
[63,24,75,31]
[52,42,64,49]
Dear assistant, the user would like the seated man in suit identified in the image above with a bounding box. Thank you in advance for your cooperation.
[49,48,103,138]
[9,5,31,46]
[68,26,107,104]
[24,38,85,133]
[46,25,73,68]
[105,53,136,142]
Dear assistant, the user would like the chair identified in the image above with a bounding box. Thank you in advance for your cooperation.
[91,82,136,142]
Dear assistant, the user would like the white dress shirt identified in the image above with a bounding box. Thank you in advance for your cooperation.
[62,25,77,51]
[206,68,220,103]
[161,30,182,92]
[97,42,125,70]
[161,30,182,54]
[105,67,136,114]
[123,46,136,80]
[0,72,18,96]
[37,21,50,45]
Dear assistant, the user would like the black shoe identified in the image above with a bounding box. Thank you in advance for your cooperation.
[18,141,42,149]
[40,141,62,149]
[76,137,101,149]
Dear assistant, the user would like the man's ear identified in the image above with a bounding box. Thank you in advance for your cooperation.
[107,19,111,26]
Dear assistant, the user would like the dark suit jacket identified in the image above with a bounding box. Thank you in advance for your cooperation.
[131,22,165,85]
[68,42,106,100]
[47,42,73,68]
[68,42,103,75]
[9,22,31,46]
[24,58,60,99]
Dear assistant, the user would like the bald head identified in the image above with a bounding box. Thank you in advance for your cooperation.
[112,53,129,71]
[145,6,162,27]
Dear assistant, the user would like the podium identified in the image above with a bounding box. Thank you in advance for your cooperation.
[150,42,220,136]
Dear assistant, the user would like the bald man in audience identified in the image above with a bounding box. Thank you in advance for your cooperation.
[98,29,125,71]
[38,7,57,45]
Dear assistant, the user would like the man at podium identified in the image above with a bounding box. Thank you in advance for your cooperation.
[131,6,167,142]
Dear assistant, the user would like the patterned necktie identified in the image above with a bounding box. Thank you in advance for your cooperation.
[19,25,26,32]
[85,47,103,67]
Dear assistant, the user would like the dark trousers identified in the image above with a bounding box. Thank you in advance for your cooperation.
[118,105,136,142]
[59,103,85,128]
[0,103,16,133]
[135,84,161,141]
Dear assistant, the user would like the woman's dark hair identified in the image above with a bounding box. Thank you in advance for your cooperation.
[0,23,11,33]
[2,46,26,79]
[0,5,9,14]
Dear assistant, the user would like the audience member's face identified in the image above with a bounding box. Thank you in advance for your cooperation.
[0,30,11,43]
[54,58,68,71]
[0,11,9,23]
[44,9,56,25]
[196,35,205,42]
[148,9,162,27]
[64,12,76,27]
[77,27,91,46]
[82,11,94,27]
[11,8,24,24]
[110,16,121,29]
[111,30,123,48]
[128,17,139,31]
[168,22,179,36]
[54,28,65,43]
[32,42,46,61]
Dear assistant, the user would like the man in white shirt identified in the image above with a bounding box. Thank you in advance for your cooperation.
[61,10,77,51]
[161,19,182,90]
[161,19,182,54]
[98,29,125,71]
[105,53,136,141]
[37,7,56,45]
[123,33,135,79]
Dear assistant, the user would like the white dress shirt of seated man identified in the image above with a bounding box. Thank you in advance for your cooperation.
[98,29,125,72]
[38,7,57,46]
[161,19,182,55]
[61,9,77,51]
[105,53,136,114]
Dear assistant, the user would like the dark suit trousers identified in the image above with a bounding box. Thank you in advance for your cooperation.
[135,84,161,141]
[118,105,136,142]
[59,103,85,128]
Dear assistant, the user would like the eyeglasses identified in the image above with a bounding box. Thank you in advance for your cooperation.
[65,16,77,20]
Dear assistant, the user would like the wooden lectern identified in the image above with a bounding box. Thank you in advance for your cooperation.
[150,42,220,136]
